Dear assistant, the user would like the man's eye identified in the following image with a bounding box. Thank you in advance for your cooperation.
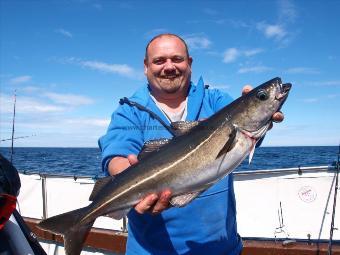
[153,58,166,65]
[172,57,184,63]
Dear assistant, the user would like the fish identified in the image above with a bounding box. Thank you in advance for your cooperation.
[37,77,291,255]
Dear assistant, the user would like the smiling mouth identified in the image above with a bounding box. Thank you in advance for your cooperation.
[159,75,181,80]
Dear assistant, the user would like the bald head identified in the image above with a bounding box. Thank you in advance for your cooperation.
[145,33,189,61]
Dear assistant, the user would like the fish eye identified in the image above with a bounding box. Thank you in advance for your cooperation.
[256,89,268,101]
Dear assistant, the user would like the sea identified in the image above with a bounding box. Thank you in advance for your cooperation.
[0,146,339,178]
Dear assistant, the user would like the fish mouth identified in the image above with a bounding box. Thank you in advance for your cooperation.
[275,82,292,101]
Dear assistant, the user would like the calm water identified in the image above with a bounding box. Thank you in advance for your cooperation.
[0,146,338,178]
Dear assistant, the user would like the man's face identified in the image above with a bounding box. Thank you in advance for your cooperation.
[144,36,192,99]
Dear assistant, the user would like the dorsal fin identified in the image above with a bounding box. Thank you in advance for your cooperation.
[138,138,171,160]
[171,121,200,136]
[89,176,115,201]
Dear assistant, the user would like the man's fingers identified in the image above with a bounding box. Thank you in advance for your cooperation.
[272,111,284,123]
[151,189,171,215]
[127,154,139,165]
[134,190,172,215]
[242,85,253,96]
[134,194,158,214]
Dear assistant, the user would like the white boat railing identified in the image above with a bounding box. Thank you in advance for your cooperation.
[235,165,335,176]
[17,164,339,241]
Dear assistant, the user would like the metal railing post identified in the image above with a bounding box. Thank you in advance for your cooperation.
[41,175,48,219]
[122,216,127,233]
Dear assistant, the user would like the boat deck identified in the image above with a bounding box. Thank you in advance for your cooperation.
[25,217,340,255]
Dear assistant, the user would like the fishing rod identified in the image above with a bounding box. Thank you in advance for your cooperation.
[327,143,340,255]
[1,134,36,142]
[10,90,17,163]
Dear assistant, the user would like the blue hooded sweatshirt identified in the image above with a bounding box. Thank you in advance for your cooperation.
[98,78,242,255]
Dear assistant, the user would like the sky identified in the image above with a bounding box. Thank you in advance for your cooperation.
[0,0,339,147]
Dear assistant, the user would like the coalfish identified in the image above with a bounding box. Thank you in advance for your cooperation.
[38,77,291,255]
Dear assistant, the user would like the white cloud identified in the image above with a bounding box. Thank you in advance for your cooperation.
[144,28,169,39]
[223,48,263,63]
[184,35,212,50]
[285,67,320,74]
[43,92,94,106]
[0,93,66,114]
[61,57,141,78]
[9,75,32,84]
[80,60,135,76]
[229,19,250,29]
[55,28,73,38]
[223,48,240,63]
[0,93,14,113]
[256,1,297,45]
[65,118,109,127]
[278,0,297,23]
[8,86,95,107]
[0,91,108,147]
[238,66,272,74]
[243,48,264,57]
[21,86,40,93]
[257,23,287,40]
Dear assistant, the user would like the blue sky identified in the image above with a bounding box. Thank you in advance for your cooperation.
[1,0,339,147]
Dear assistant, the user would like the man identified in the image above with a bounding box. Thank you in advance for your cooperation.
[99,33,283,254]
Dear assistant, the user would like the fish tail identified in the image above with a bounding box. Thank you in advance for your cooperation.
[38,207,94,255]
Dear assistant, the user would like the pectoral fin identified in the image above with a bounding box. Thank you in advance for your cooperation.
[216,126,237,159]
[170,191,203,207]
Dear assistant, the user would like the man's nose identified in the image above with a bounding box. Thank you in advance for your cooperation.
[163,59,176,72]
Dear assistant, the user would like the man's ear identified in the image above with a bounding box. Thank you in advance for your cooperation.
[144,58,148,75]
[188,56,193,72]
[188,56,193,67]
[188,56,193,65]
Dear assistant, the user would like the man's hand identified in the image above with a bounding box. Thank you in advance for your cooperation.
[134,188,172,215]
[242,85,284,124]
[108,154,172,215]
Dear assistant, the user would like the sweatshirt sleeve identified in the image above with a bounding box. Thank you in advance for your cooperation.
[209,88,234,112]
[98,104,144,174]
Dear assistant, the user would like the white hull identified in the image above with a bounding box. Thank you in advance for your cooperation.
[17,166,339,254]
[234,166,339,241]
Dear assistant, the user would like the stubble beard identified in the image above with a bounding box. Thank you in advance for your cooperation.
[156,71,191,94]
[158,76,182,93]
